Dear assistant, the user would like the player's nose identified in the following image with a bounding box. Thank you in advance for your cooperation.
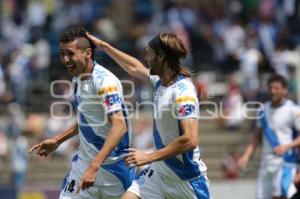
[62,55,70,64]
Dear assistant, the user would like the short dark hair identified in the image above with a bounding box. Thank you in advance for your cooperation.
[267,74,288,88]
[59,27,95,59]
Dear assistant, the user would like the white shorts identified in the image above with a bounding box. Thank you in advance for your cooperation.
[59,154,135,199]
[127,164,210,199]
[256,163,297,199]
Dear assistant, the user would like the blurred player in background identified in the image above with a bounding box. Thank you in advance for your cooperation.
[238,74,300,199]
[29,27,134,199]
[87,32,210,199]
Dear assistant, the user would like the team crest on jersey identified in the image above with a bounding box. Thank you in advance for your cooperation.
[178,104,196,117]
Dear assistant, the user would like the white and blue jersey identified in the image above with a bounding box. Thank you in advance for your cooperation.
[256,99,300,199]
[257,99,300,165]
[127,74,210,199]
[149,74,207,181]
[59,62,134,199]
[73,62,132,164]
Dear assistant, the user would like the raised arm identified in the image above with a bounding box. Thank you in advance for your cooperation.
[86,33,149,81]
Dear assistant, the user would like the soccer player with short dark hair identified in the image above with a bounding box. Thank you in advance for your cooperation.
[239,74,300,199]
[29,27,134,199]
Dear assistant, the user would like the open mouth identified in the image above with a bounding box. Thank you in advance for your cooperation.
[66,64,76,72]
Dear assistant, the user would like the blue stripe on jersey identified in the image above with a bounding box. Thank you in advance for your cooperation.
[260,110,298,163]
[74,75,130,156]
[79,113,105,150]
[259,110,279,147]
[153,120,201,180]
[292,127,298,140]
[155,80,161,91]
[178,120,201,178]
[102,160,135,191]
[60,172,70,191]
[280,165,294,197]
[73,82,79,108]
[79,108,130,156]
[72,154,79,163]
[189,175,210,199]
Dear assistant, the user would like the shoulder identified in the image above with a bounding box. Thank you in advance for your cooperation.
[93,64,120,88]
[174,77,196,95]
[93,64,110,81]
[285,100,300,116]
[92,64,121,94]
[173,77,198,105]
[285,99,297,108]
[173,77,199,119]
[282,99,299,113]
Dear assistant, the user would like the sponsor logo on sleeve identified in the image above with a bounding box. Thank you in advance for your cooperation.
[178,104,196,117]
[104,94,122,109]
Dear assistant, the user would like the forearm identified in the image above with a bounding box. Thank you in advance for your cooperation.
[53,123,78,145]
[287,136,300,149]
[90,126,126,169]
[147,135,196,163]
[86,33,148,79]
[101,42,148,79]
[243,129,261,158]
[243,144,255,158]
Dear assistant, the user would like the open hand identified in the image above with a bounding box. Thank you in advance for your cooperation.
[86,32,108,50]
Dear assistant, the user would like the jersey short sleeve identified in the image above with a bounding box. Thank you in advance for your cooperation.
[173,81,199,120]
[94,75,123,114]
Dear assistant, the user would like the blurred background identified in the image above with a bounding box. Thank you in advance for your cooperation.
[1,0,300,198]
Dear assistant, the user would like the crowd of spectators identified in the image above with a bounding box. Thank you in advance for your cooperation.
[1,0,300,185]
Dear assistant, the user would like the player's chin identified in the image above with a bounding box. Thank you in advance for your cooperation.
[67,70,77,76]
[271,97,281,103]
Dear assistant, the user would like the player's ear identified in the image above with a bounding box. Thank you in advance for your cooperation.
[284,87,288,95]
[85,48,92,59]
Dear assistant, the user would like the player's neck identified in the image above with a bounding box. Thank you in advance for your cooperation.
[81,60,94,80]
[160,65,177,86]
[271,98,286,108]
